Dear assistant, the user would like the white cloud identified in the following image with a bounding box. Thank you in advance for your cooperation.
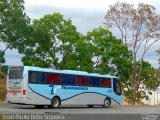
[25,0,111,10]
[24,0,160,11]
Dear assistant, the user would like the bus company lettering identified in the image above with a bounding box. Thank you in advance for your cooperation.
[61,86,88,90]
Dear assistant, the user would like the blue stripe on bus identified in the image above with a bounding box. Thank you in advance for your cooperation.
[28,84,51,100]
[28,84,121,104]
[61,92,121,104]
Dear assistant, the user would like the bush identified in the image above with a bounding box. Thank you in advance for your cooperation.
[0,79,6,102]
[0,88,6,102]
[0,72,5,80]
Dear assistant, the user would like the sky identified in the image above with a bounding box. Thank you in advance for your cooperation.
[3,0,160,68]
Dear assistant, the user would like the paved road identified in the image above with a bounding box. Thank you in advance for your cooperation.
[0,104,159,120]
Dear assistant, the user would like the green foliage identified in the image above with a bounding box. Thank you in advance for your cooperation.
[140,61,160,90]
[85,28,132,80]
[0,70,6,79]
[22,19,132,82]
[123,60,160,104]
[0,51,5,65]
[22,13,80,69]
[0,65,8,75]
[155,68,160,86]
[0,0,31,47]
[0,88,6,102]
[0,0,31,65]
[0,68,6,102]
[74,37,94,72]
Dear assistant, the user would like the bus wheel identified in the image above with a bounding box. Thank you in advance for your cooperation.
[51,97,61,108]
[103,97,111,108]
[35,105,44,109]
[87,105,94,108]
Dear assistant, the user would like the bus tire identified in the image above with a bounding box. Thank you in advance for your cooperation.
[87,105,94,108]
[51,97,61,108]
[103,97,111,108]
[35,105,44,109]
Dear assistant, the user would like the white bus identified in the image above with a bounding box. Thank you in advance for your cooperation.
[6,66,122,108]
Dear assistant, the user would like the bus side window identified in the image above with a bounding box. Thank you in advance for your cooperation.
[82,77,88,86]
[61,74,75,85]
[101,78,111,87]
[76,76,82,86]
[89,77,100,87]
[47,73,61,84]
[76,76,89,86]
[29,71,38,83]
[38,72,46,83]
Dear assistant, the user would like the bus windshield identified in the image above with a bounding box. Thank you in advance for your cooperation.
[9,67,24,79]
[113,78,122,95]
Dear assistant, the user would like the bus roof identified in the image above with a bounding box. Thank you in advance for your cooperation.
[23,66,118,78]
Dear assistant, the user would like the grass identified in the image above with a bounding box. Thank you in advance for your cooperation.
[0,99,6,104]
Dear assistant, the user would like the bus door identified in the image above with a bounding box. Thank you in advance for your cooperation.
[7,67,25,97]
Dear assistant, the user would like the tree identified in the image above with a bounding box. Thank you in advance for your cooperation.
[22,13,81,69]
[155,68,160,84]
[0,69,6,79]
[124,61,160,104]
[85,28,132,80]
[21,16,132,78]
[68,36,94,72]
[0,0,31,65]
[65,27,132,77]
[104,2,160,104]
